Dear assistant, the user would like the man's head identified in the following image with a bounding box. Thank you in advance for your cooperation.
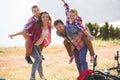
[31,5,40,17]
[54,19,65,33]
[70,9,78,21]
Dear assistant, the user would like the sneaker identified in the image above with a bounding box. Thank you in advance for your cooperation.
[40,76,47,80]
[69,55,74,64]
[25,56,33,64]
[42,55,45,60]
[90,56,95,63]
[30,78,35,80]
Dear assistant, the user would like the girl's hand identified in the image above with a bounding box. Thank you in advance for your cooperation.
[61,0,65,4]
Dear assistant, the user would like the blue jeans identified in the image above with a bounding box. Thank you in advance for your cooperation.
[74,45,88,74]
[30,45,44,79]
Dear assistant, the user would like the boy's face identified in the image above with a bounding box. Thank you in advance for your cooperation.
[32,7,40,17]
[70,12,77,21]
[55,23,65,33]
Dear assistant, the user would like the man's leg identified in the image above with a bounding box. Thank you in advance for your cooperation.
[79,45,88,72]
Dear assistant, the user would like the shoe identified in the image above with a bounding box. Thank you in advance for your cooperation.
[42,55,45,60]
[90,56,95,63]
[69,55,74,64]
[40,76,47,80]
[25,56,33,64]
[30,78,35,80]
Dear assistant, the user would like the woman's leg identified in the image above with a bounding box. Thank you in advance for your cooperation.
[30,45,42,79]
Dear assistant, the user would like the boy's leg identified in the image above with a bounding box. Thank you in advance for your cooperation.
[39,43,45,60]
[23,31,33,64]
[25,42,33,64]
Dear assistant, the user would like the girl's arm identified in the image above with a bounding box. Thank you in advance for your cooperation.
[61,0,70,25]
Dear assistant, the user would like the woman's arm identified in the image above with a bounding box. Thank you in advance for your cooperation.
[8,31,24,39]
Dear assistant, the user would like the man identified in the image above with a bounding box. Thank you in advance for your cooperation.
[54,19,95,73]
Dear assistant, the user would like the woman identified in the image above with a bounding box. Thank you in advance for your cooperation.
[27,11,52,80]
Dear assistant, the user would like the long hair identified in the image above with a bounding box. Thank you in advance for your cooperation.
[37,11,52,27]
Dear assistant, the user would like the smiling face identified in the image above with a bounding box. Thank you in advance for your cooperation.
[55,23,65,33]
[70,9,78,21]
[41,13,50,24]
[32,7,40,17]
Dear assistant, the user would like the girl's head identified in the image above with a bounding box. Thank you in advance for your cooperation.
[31,5,41,17]
[70,9,78,21]
[38,11,52,27]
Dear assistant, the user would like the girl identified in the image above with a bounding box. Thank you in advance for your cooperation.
[61,0,95,64]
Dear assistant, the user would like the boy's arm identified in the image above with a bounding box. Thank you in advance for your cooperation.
[23,16,37,30]
[8,31,24,39]
[62,0,70,25]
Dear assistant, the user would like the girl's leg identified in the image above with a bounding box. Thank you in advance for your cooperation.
[79,45,88,73]
[30,45,42,79]
[63,39,73,57]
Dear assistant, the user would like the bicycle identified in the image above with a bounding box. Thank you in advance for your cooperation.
[85,53,120,80]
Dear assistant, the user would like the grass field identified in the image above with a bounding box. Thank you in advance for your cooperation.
[0,40,120,80]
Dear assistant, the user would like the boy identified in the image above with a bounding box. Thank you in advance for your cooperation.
[9,5,42,64]
[61,0,95,63]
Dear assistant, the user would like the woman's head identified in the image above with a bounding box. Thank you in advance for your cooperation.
[38,11,52,27]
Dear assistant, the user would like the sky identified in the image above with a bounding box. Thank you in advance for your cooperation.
[0,0,120,47]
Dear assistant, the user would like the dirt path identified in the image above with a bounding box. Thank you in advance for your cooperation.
[0,45,120,71]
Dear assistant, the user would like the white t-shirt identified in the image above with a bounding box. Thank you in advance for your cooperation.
[35,29,48,46]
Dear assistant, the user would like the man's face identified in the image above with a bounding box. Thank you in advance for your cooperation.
[32,7,40,17]
[55,23,64,33]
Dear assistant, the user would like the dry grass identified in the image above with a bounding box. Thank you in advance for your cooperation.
[0,40,120,80]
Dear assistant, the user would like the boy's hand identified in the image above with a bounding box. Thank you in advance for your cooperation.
[8,34,16,39]
[61,0,65,4]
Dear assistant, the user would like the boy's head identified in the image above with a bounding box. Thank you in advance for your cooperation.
[70,9,78,21]
[31,5,40,17]
[54,19,65,33]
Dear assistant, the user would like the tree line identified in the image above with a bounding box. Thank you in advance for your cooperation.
[85,22,120,40]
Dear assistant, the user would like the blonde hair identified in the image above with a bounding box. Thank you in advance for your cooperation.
[70,9,78,16]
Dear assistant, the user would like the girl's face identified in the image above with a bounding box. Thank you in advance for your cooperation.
[41,13,50,24]
[70,12,77,21]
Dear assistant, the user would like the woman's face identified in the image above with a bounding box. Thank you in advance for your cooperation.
[41,13,50,24]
